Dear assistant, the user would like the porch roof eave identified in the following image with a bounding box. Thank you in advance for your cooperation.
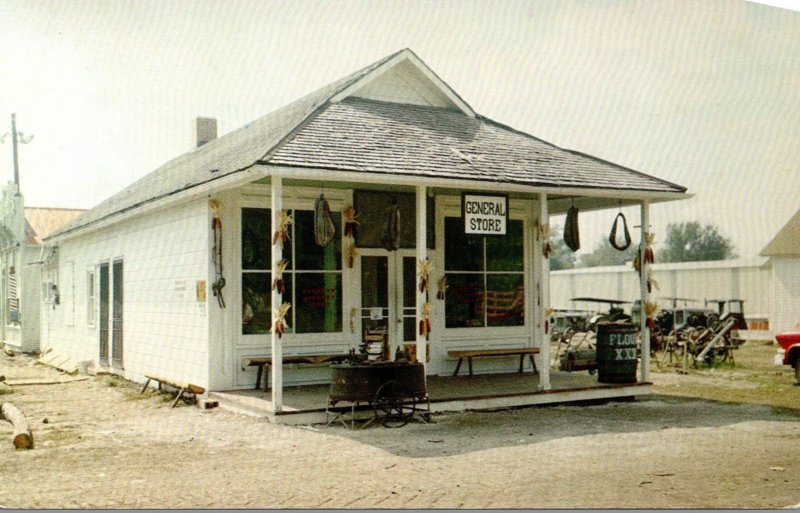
[254,163,693,214]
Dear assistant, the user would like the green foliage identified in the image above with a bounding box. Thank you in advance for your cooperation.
[578,235,639,268]
[657,222,736,263]
[549,225,576,270]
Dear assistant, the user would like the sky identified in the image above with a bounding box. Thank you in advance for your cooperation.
[1,0,799,260]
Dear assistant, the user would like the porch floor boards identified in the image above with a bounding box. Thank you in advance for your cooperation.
[213,371,647,417]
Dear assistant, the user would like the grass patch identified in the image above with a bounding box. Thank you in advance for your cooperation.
[652,343,800,412]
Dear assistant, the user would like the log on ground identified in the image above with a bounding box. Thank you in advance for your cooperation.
[0,402,33,449]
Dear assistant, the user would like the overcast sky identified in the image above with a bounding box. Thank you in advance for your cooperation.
[1,0,799,259]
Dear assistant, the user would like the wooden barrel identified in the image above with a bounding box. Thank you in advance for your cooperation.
[595,323,639,383]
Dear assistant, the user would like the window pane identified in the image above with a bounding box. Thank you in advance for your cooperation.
[295,273,342,333]
[294,210,342,271]
[353,191,434,249]
[486,220,524,272]
[445,273,485,328]
[444,217,483,271]
[486,274,525,327]
[242,273,293,335]
[242,208,274,270]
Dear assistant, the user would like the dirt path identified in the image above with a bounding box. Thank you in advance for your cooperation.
[0,352,798,509]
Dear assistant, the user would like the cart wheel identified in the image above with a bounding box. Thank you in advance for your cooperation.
[374,380,414,428]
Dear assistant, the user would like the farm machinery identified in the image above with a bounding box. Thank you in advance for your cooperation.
[655,298,748,369]
[551,298,632,373]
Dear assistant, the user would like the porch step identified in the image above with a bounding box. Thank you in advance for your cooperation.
[208,391,274,418]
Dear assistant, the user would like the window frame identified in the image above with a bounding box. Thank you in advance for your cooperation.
[86,268,96,328]
[240,204,345,337]
[442,212,529,332]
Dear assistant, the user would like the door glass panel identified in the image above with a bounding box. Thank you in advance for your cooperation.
[99,264,109,363]
[111,261,123,369]
[402,257,417,343]
[361,256,388,330]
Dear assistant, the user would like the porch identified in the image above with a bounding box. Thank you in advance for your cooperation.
[209,370,653,425]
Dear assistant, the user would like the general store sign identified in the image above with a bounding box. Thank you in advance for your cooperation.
[462,193,508,235]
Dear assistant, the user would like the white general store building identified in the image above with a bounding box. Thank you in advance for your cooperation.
[40,49,688,417]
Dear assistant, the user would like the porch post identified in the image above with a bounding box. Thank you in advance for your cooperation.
[538,193,552,391]
[415,185,427,365]
[270,176,283,411]
[639,200,651,383]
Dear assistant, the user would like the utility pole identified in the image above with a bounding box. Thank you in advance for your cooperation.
[2,114,33,194]
[11,114,20,188]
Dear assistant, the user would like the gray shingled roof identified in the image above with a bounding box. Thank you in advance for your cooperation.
[267,97,685,193]
[49,49,685,240]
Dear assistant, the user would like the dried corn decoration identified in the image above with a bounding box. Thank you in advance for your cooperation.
[343,206,360,239]
[272,210,293,248]
[418,258,432,294]
[419,302,432,336]
[644,301,659,330]
[271,302,292,339]
[539,223,551,258]
[436,276,448,300]
[346,244,359,269]
[272,259,289,295]
[644,232,656,264]
[633,254,659,293]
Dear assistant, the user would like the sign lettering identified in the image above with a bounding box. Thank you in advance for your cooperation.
[462,193,508,235]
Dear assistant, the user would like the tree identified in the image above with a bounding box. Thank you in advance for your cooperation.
[549,225,576,270]
[657,221,736,263]
[578,235,639,268]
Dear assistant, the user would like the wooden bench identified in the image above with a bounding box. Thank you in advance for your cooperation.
[242,354,348,391]
[141,374,206,408]
[448,348,540,376]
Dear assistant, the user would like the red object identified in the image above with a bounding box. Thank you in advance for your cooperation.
[776,331,800,365]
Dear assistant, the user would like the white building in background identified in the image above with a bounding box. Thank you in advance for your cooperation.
[551,257,772,327]
[761,208,800,335]
[0,181,83,353]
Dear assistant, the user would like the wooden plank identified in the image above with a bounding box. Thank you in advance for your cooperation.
[143,374,205,395]
[448,348,540,359]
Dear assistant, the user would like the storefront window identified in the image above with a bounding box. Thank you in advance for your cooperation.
[353,190,435,249]
[444,217,525,328]
[241,208,342,335]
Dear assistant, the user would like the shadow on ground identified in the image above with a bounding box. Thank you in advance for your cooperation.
[312,394,800,458]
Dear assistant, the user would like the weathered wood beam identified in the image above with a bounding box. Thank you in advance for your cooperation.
[1,402,33,449]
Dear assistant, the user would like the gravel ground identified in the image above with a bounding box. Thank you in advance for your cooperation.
[0,351,798,509]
